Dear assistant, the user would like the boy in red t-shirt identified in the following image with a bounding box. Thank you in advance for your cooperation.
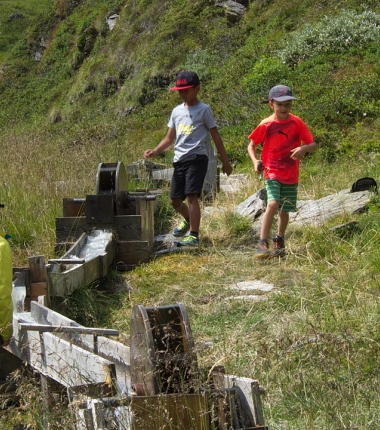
[247,85,317,258]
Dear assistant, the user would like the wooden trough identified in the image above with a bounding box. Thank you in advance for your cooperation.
[48,230,115,297]
[2,301,268,429]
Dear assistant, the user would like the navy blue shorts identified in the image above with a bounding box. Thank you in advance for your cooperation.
[170,154,208,200]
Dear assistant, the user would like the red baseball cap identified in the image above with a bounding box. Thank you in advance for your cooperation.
[170,71,200,91]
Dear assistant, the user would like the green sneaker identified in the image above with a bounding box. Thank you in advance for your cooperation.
[172,219,190,237]
[177,234,200,247]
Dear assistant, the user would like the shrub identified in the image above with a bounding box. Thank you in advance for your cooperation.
[243,56,290,98]
[278,9,380,65]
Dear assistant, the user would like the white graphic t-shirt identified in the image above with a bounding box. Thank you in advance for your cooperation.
[168,101,216,162]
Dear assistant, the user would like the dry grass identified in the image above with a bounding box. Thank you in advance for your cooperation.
[1,122,380,428]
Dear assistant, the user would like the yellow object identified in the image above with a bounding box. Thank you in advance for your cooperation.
[0,234,13,343]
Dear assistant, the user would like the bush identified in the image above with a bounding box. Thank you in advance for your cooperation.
[278,9,380,65]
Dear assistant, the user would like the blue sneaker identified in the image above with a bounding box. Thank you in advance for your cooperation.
[177,234,200,247]
[172,219,190,237]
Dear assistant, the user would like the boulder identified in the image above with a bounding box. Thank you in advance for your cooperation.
[215,0,246,23]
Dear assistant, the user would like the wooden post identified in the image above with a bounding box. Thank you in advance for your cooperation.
[28,256,49,309]
[135,198,154,254]
[40,374,67,429]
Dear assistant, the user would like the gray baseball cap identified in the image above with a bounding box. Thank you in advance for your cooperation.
[269,85,297,101]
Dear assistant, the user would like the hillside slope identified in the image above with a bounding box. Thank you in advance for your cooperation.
[1,0,380,163]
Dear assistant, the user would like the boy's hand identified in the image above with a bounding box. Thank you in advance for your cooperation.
[290,146,308,160]
[144,149,156,159]
[222,160,233,176]
[254,160,264,174]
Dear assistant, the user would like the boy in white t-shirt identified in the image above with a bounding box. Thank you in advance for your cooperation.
[144,71,232,247]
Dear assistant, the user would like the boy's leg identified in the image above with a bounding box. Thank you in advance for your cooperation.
[177,155,208,247]
[186,193,201,233]
[260,179,281,241]
[171,198,190,237]
[255,179,280,258]
[170,162,190,236]
[272,184,296,256]
[277,210,289,238]
[255,200,279,257]
[171,198,190,221]
[170,154,208,228]
[260,200,279,240]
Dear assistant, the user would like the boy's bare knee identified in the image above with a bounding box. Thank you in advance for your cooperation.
[171,198,183,210]
[267,200,280,211]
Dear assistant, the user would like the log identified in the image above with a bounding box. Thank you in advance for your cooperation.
[236,188,371,234]
[289,189,370,226]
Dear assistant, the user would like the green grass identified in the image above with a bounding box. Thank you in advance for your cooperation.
[0,0,51,63]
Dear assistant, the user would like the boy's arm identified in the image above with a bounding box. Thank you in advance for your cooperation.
[209,127,232,176]
[290,141,317,160]
[144,128,176,159]
[247,139,264,173]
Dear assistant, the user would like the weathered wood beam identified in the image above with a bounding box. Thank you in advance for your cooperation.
[19,323,119,336]
[8,313,117,389]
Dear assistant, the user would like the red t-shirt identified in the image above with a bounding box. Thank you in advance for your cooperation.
[248,113,314,184]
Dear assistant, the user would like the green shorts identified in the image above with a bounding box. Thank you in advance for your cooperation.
[265,179,298,212]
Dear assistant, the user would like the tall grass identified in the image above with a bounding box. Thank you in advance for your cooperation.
[1,118,380,428]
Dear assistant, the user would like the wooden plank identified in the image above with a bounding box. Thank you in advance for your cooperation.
[19,323,119,336]
[28,256,50,308]
[55,217,89,243]
[63,198,85,217]
[223,374,264,427]
[48,258,86,264]
[76,408,95,430]
[135,199,154,254]
[49,255,100,297]
[29,256,48,283]
[8,313,117,389]
[101,235,115,277]
[95,337,131,396]
[86,195,114,224]
[48,232,115,297]
[112,216,142,241]
[115,241,149,266]
[55,215,142,243]
[29,302,132,395]
[30,282,47,297]
[62,232,87,258]
[40,374,66,428]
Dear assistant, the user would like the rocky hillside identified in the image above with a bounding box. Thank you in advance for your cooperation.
[1,0,380,165]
